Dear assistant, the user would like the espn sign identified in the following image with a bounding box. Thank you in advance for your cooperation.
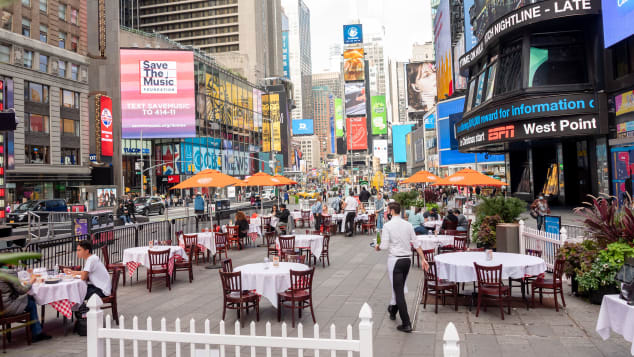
[488,125,515,141]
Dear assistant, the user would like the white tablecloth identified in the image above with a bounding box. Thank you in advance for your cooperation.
[277,234,323,258]
[355,214,369,222]
[423,220,443,229]
[122,246,187,267]
[290,211,303,220]
[180,232,216,255]
[435,252,547,283]
[235,262,310,308]
[29,278,87,306]
[413,235,455,251]
[596,294,634,355]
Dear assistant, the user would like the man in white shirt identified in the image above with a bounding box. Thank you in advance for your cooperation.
[65,241,112,301]
[342,190,359,237]
[376,202,428,332]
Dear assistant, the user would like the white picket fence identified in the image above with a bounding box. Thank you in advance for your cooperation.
[518,220,568,271]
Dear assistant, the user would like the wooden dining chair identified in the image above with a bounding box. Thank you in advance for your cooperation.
[277,267,316,328]
[222,258,233,273]
[265,231,278,259]
[278,235,295,259]
[531,258,566,312]
[226,226,241,250]
[317,235,330,267]
[361,214,376,234]
[422,262,458,313]
[147,249,171,292]
[158,240,172,246]
[261,216,272,233]
[474,263,510,320]
[101,269,121,325]
[172,244,195,284]
[321,215,332,234]
[183,234,205,265]
[509,249,543,309]
[101,245,126,286]
[219,271,260,323]
[213,232,228,264]
[282,254,306,264]
[0,291,31,352]
[300,210,311,228]
[413,247,435,267]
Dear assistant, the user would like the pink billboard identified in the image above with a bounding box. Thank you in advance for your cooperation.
[120,49,196,138]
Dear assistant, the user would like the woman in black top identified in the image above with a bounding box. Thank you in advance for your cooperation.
[235,211,249,240]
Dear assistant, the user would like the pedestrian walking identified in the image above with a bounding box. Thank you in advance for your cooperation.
[342,190,359,237]
[530,193,550,231]
[375,192,386,230]
[126,197,136,223]
[311,196,323,231]
[375,202,428,333]
[194,192,205,215]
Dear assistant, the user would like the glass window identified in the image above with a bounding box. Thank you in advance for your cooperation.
[473,71,486,108]
[1,11,13,31]
[21,18,30,37]
[58,32,65,49]
[39,0,47,13]
[25,82,49,103]
[61,148,79,165]
[485,62,497,102]
[39,24,47,42]
[70,63,78,80]
[495,42,522,95]
[70,35,77,52]
[60,89,79,108]
[58,60,66,77]
[528,32,587,87]
[0,44,10,64]
[58,3,66,20]
[465,79,476,112]
[26,144,49,164]
[23,50,32,68]
[38,54,47,72]
[26,113,49,133]
[22,0,30,6]
[62,118,78,135]
[70,8,78,25]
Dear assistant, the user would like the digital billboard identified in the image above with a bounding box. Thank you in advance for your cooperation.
[434,0,453,100]
[464,0,478,51]
[334,98,344,137]
[373,139,388,164]
[406,62,436,112]
[602,0,634,47]
[97,95,113,157]
[392,124,414,163]
[467,0,529,41]
[343,48,365,81]
[346,117,368,150]
[292,119,314,135]
[344,82,366,116]
[343,24,363,44]
[370,95,387,135]
[120,49,196,138]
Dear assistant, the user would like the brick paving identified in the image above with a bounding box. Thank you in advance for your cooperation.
[3,224,631,356]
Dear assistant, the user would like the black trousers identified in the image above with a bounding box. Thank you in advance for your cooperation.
[313,213,322,231]
[393,258,412,325]
[344,212,356,235]
[85,284,106,302]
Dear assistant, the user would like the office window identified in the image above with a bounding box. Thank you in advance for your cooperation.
[60,89,79,108]
[21,18,30,37]
[58,3,66,20]
[22,0,30,6]
[57,60,66,77]
[61,147,79,165]
[58,32,66,49]
[0,44,10,64]
[70,8,78,25]
[39,0,47,13]
[70,63,78,80]
[38,54,47,72]
[62,118,79,135]
[23,50,32,68]
[25,81,49,103]
[26,144,50,164]
[70,35,77,52]
[26,113,49,133]
[39,24,47,42]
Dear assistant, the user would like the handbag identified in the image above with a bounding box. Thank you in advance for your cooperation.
[529,209,539,219]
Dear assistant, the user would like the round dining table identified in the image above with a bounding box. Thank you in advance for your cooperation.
[435,251,547,283]
[29,278,87,319]
[277,234,324,258]
[180,232,216,256]
[234,262,310,308]
[122,246,187,278]
[412,235,455,251]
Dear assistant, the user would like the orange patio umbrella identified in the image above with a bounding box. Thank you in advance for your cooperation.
[432,168,507,187]
[236,172,284,187]
[273,175,298,186]
[401,170,439,184]
[170,169,241,190]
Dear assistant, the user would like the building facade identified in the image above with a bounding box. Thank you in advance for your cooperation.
[411,42,434,62]
[311,85,334,160]
[387,59,407,124]
[1,0,90,204]
[294,134,319,171]
[364,34,386,96]
[281,0,312,120]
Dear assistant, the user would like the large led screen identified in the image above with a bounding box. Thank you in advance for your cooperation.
[602,0,634,47]
[343,48,365,81]
[346,117,368,150]
[292,119,314,135]
[434,0,453,100]
[406,62,436,112]
[120,49,196,138]
[392,124,414,163]
[344,82,366,116]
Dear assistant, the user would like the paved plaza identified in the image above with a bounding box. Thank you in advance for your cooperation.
[4,228,632,357]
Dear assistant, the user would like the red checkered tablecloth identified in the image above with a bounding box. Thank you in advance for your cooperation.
[126,261,140,278]
[49,299,76,319]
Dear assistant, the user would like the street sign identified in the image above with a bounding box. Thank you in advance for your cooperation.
[135,161,143,170]
[89,154,97,162]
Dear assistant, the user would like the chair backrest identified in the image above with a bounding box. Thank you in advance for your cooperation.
[301,210,311,220]
[444,220,458,230]
[289,267,314,292]
[279,236,295,250]
[454,237,468,250]
[322,235,330,252]
[367,214,376,225]
[110,268,121,298]
[424,261,439,282]
[222,258,233,273]
[262,216,271,226]
[101,245,111,266]
[215,232,227,246]
[148,249,170,269]
[553,258,565,282]
[283,254,306,264]
[322,215,332,226]
[468,247,485,252]
[444,229,460,236]
[226,226,238,238]
[474,262,503,287]
[265,231,277,245]
[185,244,195,265]
[183,234,198,247]
[422,248,435,262]
[526,249,542,258]
[219,271,243,296]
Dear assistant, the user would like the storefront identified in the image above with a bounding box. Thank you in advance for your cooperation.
[121,139,151,195]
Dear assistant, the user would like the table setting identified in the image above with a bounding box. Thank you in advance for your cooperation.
[435,251,547,283]
[412,235,455,251]
[179,232,217,256]
[234,262,310,308]
[276,234,324,258]
[122,244,187,278]
[24,267,87,319]
[596,294,634,355]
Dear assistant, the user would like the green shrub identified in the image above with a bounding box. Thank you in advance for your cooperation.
[471,196,526,240]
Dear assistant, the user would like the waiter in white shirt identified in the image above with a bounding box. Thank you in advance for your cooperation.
[376,202,428,332]
[342,189,359,237]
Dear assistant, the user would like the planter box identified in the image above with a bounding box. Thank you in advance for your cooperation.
[496,223,519,253]
[588,285,620,305]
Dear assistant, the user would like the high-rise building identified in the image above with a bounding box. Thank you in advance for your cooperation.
[312,72,343,100]
[327,43,341,73]
[294,135,320,171]
[312,85,334,160]
[411,42,434,62]
[364,32,386,96]
[387,59,408,124]
[120,0,283,83]
[0,0,91,204]
[281,0,312,120]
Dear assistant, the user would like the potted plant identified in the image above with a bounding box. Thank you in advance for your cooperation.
[557,240,599,296]
[577,242,634,304]
[476,214,502,249]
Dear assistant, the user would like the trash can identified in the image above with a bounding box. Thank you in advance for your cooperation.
[496,223,519,253]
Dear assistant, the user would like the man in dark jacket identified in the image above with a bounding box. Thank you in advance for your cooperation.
[0,269,51,341]
[359,187,371,203]
[275,204,292,234]
[126,197,136,223]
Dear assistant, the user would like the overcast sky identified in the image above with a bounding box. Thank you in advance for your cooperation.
[304,0,434,72]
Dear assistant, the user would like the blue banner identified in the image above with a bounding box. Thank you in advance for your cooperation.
[343,24,363,44]
[292,119,314,135]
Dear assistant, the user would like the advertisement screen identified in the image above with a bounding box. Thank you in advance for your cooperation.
[292,119,314,135]
[373,139,388,164]
[434,0,453,100]
[464,0,478,51]
[120,49,196,138]
[467,0,534,41]
[406,62,436,112]
[392,124,414,163]
[96,188,117,208]
[272,120,281,152]
[282,31,290,78]
[343,49,365,81]
[334,98,344,137]
[343,24,363,44]
[603,0,634,47]
[99,95,113,157]
[345,82,366,116]
[346,117,368,150]
[370,95,387,135]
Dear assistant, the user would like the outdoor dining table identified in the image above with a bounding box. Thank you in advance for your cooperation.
[423,220,443,229]
[122,246,187,278]
[412,235,455,251]
[29,278,87,319]
[277,234,324,258]
[234,262,310,308]
[596,294,634,355]
[435,251,547,283]
[179,232,216,256]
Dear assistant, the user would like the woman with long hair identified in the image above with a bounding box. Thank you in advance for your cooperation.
[235,211,249,241]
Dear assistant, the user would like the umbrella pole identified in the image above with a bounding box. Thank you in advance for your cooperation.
[257,185,268,247]
[205,186,222,269]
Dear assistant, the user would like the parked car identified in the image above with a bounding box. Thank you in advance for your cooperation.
[134,196,165,216]
[8,199,68,226]
[261,190,275,201]
[298,191,319,199]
